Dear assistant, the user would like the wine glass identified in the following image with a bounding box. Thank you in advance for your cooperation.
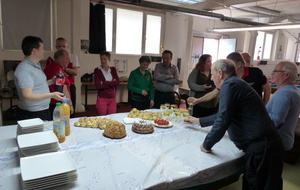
[187,98,194,116]
[160,104,167,110]
[170,104,177,109]
[164,103,170,109]
[183,112,190,119]
[187,98,193,106]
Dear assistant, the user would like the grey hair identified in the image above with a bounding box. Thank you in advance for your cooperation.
[213,59,237,76]
[279,61,298,81]
[54,48,68,60]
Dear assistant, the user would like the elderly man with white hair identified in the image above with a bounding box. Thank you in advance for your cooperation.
[185,59,284,190]
[266,61,300,151]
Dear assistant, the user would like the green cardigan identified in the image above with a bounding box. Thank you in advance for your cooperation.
[127,67,154,101]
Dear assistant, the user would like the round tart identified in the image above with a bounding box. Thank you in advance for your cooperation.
[132,121,154,134]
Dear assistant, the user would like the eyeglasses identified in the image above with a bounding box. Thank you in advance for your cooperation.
[272,70,285,73]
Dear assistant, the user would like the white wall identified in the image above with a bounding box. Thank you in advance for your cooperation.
[1,0,299,112]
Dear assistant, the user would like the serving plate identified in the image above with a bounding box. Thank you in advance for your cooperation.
[151,121,173,128]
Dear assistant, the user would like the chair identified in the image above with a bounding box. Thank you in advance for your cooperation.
[180,94,189,109]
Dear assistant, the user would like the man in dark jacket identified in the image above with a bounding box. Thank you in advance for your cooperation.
[185,59,284,190]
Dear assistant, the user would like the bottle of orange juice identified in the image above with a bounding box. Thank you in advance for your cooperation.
[53,103,65,143]
[61,100,71,136]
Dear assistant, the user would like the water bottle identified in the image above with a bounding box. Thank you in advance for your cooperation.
[61,100,71,136]
[55,70,65,93]
[53,103,65,143]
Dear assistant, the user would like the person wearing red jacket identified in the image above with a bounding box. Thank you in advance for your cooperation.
[94,51,120,115]
[44,49,74,118]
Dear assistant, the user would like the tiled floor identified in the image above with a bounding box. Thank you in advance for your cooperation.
[220,161,300,190]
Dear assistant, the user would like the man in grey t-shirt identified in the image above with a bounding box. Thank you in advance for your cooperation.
[14,36,67,120]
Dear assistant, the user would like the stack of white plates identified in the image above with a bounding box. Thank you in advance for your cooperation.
[17,118,44,135]
[20,151,78,190]
[17,131,60,157]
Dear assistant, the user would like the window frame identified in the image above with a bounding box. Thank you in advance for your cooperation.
[253,31,274,61]
[105,5,164,56]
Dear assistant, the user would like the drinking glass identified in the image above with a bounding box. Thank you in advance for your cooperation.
[175,111,181,118]
[170,104,177,109]
[187,98,193,106]
[164,103,170,109]
[160,104,167,110]
[163,110,171,117]
[183,112,190,119]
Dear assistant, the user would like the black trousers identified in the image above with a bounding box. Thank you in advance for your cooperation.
[192,104,218,117]
[16,107,51,121]
[49,104,56,120]
[242,137,284,190]
[153,91,175,109]
[70,84,76,118]
[130,99,150,110]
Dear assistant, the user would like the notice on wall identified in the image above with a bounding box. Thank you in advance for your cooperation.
[114,59,128,73]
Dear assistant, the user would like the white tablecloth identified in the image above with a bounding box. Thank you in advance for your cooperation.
[0,111,244,190]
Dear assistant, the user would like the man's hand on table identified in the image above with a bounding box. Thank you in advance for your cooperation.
[200,144,211,153]
[184,116,200,125]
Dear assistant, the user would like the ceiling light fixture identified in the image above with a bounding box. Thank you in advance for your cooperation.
[164,0,205,5]
[248,6,281,17]
[212,23,300,32]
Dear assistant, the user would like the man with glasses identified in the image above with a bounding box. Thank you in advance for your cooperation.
[266,61,300,151]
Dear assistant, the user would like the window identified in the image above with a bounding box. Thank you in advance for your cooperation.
[253,31,274,61]
[116,8,143,54]
[297,46,300,62]
[189,35,236,75]
[263,33,273,59]
[203,38,219,63]
[105,6,163,55]
[105,8,113,52]
[145,15,161,54]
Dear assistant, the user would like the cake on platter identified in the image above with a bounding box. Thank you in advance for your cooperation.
[132,121,154,134]
[103,124,126,139]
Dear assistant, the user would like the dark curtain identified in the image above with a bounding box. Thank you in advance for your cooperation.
[89,3,106,54]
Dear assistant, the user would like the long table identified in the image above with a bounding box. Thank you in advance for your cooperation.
[0,111,244,189]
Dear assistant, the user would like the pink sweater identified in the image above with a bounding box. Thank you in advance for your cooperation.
[94,67,120,98]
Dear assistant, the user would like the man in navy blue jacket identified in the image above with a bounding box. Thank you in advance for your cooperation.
[185,59,284,190]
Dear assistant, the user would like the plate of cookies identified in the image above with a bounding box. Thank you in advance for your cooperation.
[152,119,173,128]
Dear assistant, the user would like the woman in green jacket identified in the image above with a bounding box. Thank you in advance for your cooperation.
[128,56,154,110]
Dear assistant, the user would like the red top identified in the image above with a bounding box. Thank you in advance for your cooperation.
[44,57,71,104]
[46,57,75,85]
[94,67,120,99]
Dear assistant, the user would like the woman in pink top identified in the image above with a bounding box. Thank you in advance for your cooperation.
[94,51,120,115]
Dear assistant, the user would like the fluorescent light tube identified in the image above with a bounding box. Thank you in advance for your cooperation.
[212,24,300,32]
